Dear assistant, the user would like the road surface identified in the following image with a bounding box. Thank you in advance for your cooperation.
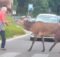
[0,35,60,57]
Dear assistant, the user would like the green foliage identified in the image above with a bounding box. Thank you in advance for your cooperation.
[13,0,18,10]
[6,15,14,22]
[49,0,60,15]
[16,0,27,15]
[15,0,60,16]
[5,16,25,38]
[5,25,25,38]
[33,0,49,16]
[16,0,49,16]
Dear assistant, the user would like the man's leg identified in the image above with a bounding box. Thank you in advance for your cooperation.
[0,30,6,48]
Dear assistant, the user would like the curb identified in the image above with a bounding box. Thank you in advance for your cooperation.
[0,30,32,43]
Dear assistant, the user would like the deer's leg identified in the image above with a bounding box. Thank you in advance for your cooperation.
[28,36,37,51]
[49,39,57,51]
[41,36,45,52]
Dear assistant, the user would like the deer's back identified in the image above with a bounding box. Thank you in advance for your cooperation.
[30,22,59,37]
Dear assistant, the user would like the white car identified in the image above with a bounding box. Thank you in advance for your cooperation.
[36,14,60,23]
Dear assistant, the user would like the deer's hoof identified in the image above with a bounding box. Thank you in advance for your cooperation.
[41,49,45,52]
[49,49,52,52]
[28,48,32,52]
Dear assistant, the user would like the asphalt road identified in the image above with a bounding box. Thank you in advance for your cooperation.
[0,35,60,57]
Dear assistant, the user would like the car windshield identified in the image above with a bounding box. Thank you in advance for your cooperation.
[36,14,60,23]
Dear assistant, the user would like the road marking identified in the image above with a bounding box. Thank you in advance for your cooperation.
[0,52,20,57]
[32,54,49,57]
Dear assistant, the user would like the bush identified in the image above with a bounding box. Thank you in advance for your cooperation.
[5,25,25,38]
[5,16,25,38]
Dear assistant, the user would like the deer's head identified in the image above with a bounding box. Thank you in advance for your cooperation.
[16,16,34,30]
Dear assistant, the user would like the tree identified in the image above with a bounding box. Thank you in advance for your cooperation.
[49,0,60,15]
[16,0,49,16]
[16,0,27,15]
[13,0,18,10]
[32,0,49,16]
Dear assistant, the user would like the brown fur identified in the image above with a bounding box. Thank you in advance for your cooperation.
[17,18,60,52]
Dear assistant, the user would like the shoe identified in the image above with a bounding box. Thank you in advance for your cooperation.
[1,48,6,50]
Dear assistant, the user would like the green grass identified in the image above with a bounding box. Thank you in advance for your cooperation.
[2,16,26,39]
[5,25,25,38]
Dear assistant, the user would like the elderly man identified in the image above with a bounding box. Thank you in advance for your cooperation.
[0,7,8,50]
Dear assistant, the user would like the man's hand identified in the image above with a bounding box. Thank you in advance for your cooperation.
[5,21,12,26]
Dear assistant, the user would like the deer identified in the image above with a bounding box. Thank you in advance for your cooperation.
[16,16,60,52]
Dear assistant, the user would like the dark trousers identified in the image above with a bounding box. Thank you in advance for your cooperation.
[0,30,6,48]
